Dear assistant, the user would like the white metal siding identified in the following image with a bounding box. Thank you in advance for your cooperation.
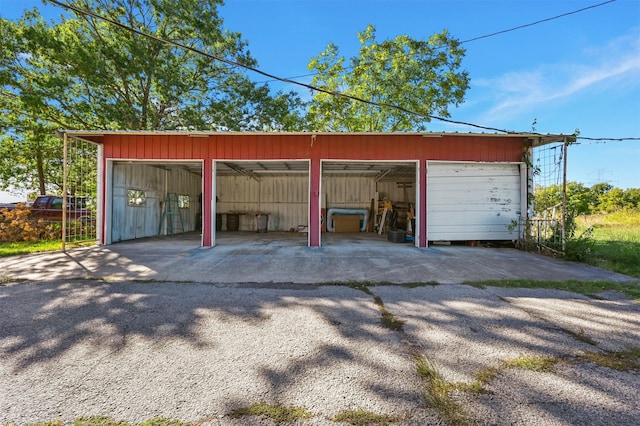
[216,175,308,231]
[322,175,376,209]
[427,162,522,241]
[112,163,201,242]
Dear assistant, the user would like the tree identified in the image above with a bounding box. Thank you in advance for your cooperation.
[598,187,627,213]
[533,184,562,215]
[306,25,470,132]
[0,0,305,194]
[588,182,613,212]
[624,188,640,209]
[533,181,590,216]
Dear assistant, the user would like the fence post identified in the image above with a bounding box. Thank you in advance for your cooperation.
[561,140,568,253]
[62,132,67,252]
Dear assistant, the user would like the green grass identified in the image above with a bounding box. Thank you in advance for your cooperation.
[576,211,640,278]
[0,239,62,257]
[402,281,440,288]
[465,279,640,302]
[414,355,469,425]
[332,408,400,425]
[73,416,130,426]
[503,355,558,372]
[577,346,640,371]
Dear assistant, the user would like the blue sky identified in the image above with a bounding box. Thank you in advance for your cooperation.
[1,0,638,201]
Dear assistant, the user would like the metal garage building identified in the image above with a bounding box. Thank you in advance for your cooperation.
[60,131,566,248]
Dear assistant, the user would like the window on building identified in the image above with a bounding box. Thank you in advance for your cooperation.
[178,195,190,209]
[127,190,146,206]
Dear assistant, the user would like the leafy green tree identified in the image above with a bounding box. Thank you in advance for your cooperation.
[624,188,640,209]
[533,184,562,215]
[598,187,627,213]
[533,181,590,216]
[566,182,591,215]
[306,25,469,131]
[588,182,613,212]
[0,0,305,194]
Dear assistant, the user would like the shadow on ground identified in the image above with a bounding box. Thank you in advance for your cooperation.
[1,280,639,424]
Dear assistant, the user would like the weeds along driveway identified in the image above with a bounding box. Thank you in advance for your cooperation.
[1,280,639,425]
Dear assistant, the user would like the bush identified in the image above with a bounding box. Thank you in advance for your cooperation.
[564,226,594,262]
[0,204,62,242]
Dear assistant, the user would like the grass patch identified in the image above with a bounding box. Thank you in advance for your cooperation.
[228,400,312,424]
[474,366,500,387]
[371,293,407,332]
[577,346,640,371]
[380,309,406,332]
[334,281,377,295]
[137,418,191,426]
[332,408,399,425]
[576,213,640,278]
[402,281,440,288]
[414,355,468,425]
[0,239,62,257]
[74,416,130,426]
[503,355,558,372]
[327,284,407,331]
[463,279,640,302]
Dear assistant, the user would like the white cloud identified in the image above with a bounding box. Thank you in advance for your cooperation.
[477,31,640,122]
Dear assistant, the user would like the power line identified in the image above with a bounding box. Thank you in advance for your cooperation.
[259,0,618,84]
[576,137,640,142]
[43,1,639,143]
[462,0,617,44]
[46,0,513,134]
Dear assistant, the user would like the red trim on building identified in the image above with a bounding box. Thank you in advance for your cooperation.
[79,132,543,248]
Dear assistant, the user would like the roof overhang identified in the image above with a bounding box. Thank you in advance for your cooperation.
[57,130,571,148]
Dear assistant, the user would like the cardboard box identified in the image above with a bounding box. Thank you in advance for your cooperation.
[334,215,362,233]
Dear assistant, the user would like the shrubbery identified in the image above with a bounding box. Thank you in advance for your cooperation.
[0,204,62,242]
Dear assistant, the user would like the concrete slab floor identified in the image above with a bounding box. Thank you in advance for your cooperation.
[0,231,636,284]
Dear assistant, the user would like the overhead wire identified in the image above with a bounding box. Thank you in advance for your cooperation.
[45,0,639,142]
[46,0,514,134]
[257,0,618,84]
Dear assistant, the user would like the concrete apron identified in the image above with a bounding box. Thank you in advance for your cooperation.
[0,231,635,284]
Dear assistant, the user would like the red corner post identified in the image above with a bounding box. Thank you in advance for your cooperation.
[202,159,213,247]
[309,157,321,247]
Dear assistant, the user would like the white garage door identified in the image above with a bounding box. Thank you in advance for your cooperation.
[427,162,523,241]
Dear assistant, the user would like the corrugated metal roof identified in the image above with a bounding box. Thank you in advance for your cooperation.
[58,130,570,147]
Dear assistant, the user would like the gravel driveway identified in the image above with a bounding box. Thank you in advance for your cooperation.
[1,279,639,425]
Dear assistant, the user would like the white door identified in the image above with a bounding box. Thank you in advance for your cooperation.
[427,162,523,241]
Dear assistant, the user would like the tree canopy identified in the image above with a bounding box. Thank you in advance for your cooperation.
[1,5,472,194]
[0,0,305,194]
[534,182,640,215]
[306,25,470,132]
[1,0,305,132]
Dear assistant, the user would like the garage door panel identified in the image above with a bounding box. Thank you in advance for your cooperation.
[428,172,520,181]
[428,164,520,177]
[428,226,517,241]
[428,211,519,225]
[427,192,519,207]
[427,162,522,241]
